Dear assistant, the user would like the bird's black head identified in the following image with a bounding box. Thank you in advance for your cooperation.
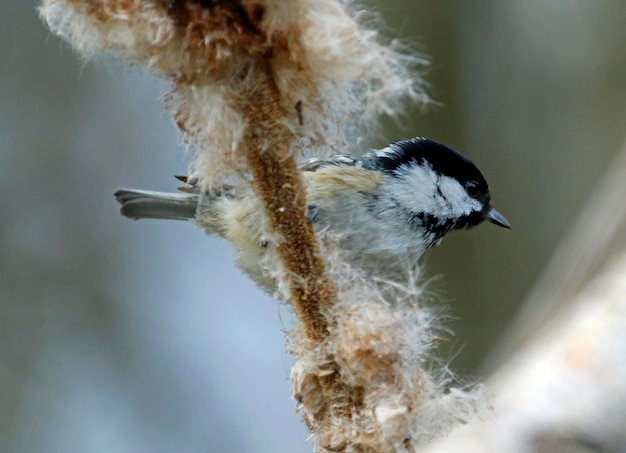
[367,137,510,245]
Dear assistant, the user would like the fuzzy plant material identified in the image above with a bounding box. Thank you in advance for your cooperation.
[40,1,487,451]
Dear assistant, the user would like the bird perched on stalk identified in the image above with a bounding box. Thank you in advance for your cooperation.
[115,137,510,291]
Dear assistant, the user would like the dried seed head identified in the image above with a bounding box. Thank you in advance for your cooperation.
[40,0,427,186]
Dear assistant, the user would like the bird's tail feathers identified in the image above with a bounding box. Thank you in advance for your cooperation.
[114,189,199,221]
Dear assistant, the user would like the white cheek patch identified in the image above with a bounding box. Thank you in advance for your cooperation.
[388,164,482,219]
[437,175,483,216]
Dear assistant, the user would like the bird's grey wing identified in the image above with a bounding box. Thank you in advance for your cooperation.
[114,189,199,221]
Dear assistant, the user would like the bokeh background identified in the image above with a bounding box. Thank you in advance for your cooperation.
[2,1,626,452]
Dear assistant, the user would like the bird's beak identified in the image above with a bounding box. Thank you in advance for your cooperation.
[484,206,511,229]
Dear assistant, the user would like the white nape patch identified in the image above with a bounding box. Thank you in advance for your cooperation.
[374,146,397,158]
[387,163,482,220]
[387,162,438,215]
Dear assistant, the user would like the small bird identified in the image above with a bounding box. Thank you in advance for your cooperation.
[115,138,510,290]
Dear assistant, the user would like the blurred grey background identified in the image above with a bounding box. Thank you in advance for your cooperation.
[2,1,626,452]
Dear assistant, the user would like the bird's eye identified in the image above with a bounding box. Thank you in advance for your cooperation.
[465,180,480,196]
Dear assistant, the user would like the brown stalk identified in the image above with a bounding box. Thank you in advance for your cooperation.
[236,64,336,340]
[234,63,364,444]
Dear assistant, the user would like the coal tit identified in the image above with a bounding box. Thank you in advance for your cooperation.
[115,137,510,288]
